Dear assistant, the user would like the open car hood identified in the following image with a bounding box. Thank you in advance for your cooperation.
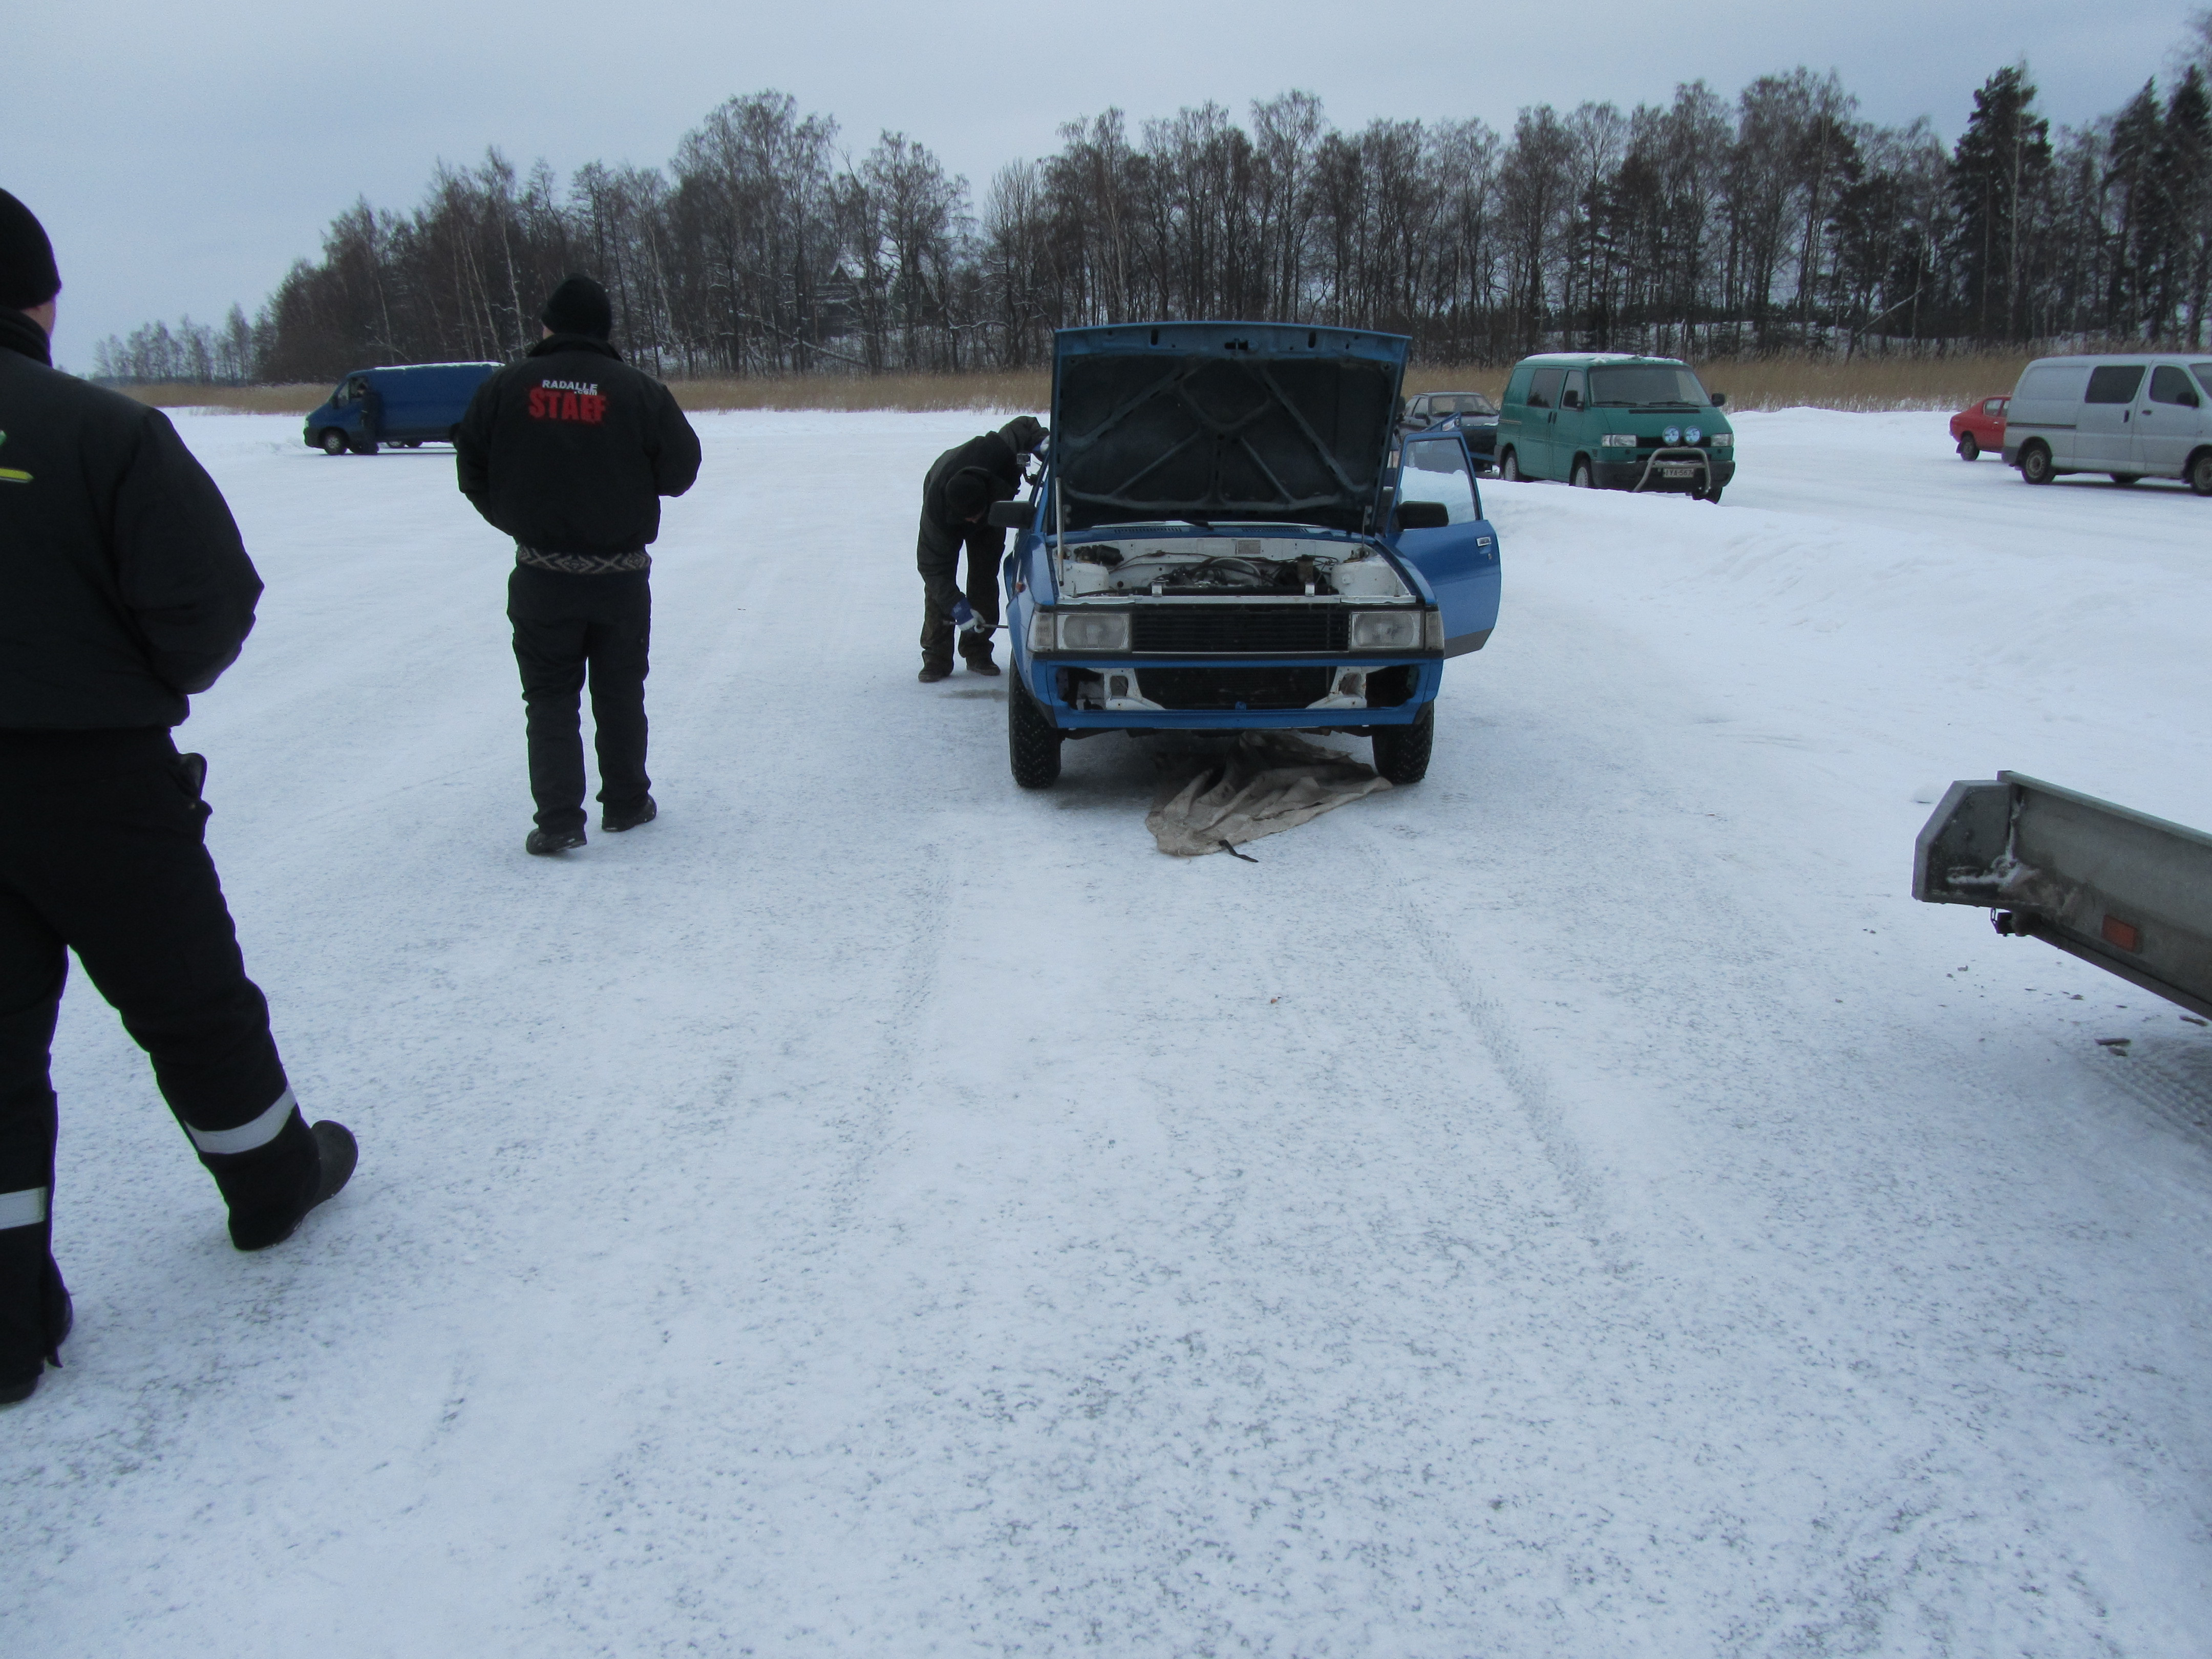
[1051,324,1409,534]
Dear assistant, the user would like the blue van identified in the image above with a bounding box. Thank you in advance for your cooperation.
[994,322,1501,788]
[302,361,501,455]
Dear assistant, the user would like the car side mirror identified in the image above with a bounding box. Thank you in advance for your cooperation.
[1394,500,1450,531]
[988,499,1036,530]
[1709,391,1727,407]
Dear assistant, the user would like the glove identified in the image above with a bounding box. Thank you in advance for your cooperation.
[951,598,990,634]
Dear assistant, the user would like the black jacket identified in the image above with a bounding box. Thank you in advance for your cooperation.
[0,308,263,730]
[455,336,701,555]
[918,431,1023,560]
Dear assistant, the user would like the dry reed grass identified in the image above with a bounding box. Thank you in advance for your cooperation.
[117,353,2032,420]
[118,383,328,414]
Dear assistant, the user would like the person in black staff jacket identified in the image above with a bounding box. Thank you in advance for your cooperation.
[0,190,357,1408]
[457,274,702,856]
[915,416,1047,682]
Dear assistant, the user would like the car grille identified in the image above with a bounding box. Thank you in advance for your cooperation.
[1131,605,1350,654]
[1138,666,1335,709]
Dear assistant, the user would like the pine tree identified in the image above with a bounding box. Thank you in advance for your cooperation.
[1949,65,2052,340]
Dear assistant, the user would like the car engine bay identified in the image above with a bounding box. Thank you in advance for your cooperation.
[1056,536,1412,601]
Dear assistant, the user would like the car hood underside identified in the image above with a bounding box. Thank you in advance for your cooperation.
[1051,324,1408,535]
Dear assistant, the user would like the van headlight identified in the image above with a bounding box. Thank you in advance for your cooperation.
[1056,611,1131,652]
[1601,433,1637,447]
[1709,432,1733,449]
[1349,610,1422,649]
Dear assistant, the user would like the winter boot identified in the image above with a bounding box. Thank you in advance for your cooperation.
[1,1256,70,1408]
[602,794,656,833]
[918,662,952,684]
[209,1111,357,1252]
[526,826,586,855]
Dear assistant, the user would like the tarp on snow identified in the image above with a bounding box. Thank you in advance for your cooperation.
[1145,733,1391,857]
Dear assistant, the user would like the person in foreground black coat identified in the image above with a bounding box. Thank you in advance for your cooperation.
[457,274,702,855]
[914,417,1047,682]
[0,189,357,1407]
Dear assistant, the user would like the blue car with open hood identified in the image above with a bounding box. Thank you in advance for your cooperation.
[993,322,1501,787]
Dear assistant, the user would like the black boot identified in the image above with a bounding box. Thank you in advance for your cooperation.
[1,1257,71,1409]
[526,826,586,855]
[602,794,656,833]
[209,1112,358,1252]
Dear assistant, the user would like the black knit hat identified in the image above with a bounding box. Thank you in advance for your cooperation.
[540,273,612,340]
[0,189,61,310]
[945,470,994,520]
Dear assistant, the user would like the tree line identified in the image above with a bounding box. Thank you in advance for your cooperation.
[96,21,2212,386]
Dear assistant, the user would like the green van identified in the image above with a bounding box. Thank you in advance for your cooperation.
[1495,353,1735,502]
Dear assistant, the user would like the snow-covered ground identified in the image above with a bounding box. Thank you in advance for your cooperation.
[8,407,2212,1656]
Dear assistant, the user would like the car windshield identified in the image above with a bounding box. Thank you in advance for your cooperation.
[1442,394,1496,417]
[1587,365,1712,409]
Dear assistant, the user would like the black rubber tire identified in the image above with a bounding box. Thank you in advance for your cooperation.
[2111,473,2140,486]
[2019,442,2053,485]
[1570,456,1593,488]
[2189,451,2212,497]
[1008,674,1062,789]
[1957,434,1979,461]
[1702,484,1725,504]
[1371,702,1434,785]
[1499,449,1521,482]
[318,429,347,456]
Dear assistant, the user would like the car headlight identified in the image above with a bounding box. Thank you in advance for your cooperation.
[1056,611,1131,652]
[1028,610,1054,652]
[1709,432,1733,449]
[1601,433,1636,447]
[1349,610,1422,650]
[1663,426,1683,446]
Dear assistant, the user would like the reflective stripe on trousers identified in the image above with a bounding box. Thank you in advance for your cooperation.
[0,1187,49,1229]
[186,1088,297,1157]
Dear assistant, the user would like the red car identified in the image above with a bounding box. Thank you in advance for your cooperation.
[1949,395,2008,460]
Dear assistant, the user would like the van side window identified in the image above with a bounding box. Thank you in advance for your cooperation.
[2149,365,2199,406]
[2085,365,2145,404]
[1561,370,1585,410]
[1399,439,1477,525]
[1527,368,1564,410]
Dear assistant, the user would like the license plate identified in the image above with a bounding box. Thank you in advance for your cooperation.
[1661,466,1694,479]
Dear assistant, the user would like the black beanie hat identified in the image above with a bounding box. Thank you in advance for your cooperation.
[945,470,994,520]
[540,273,612,340]
[0,189,61,310]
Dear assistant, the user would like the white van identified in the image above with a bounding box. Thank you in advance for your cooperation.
[2003,353,2212,494]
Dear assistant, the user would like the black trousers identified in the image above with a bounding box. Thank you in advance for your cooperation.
[508,566,652,833]
[0,729,317,1376]
[917,524,1004,670]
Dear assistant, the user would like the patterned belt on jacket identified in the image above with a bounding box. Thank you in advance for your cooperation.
[516,545,651,576]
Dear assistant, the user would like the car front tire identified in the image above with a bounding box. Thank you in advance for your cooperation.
[1499,449,1521,482]
[1008,673,1062,789]
[1371,703,1434,785]
[2019,442,2054,485]
[318,429,348,456]
[1957,434,1980,461]
[1570,457,1593,488]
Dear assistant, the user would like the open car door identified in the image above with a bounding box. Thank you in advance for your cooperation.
[1392,433,1500,656]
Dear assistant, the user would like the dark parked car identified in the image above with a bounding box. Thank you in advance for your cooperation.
[1949,395,2008,461]
[1403,390,1499,469]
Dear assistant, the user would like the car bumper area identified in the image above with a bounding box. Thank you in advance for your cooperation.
[1593,451,1733,492]
[1026,657,1442,730]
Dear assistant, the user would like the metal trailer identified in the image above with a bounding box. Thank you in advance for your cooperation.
[1913,772,2212,1019]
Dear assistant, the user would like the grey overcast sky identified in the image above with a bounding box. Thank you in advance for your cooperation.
[7,0,2205,368]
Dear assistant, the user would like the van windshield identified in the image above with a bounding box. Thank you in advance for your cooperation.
[1588,365,1711,409]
